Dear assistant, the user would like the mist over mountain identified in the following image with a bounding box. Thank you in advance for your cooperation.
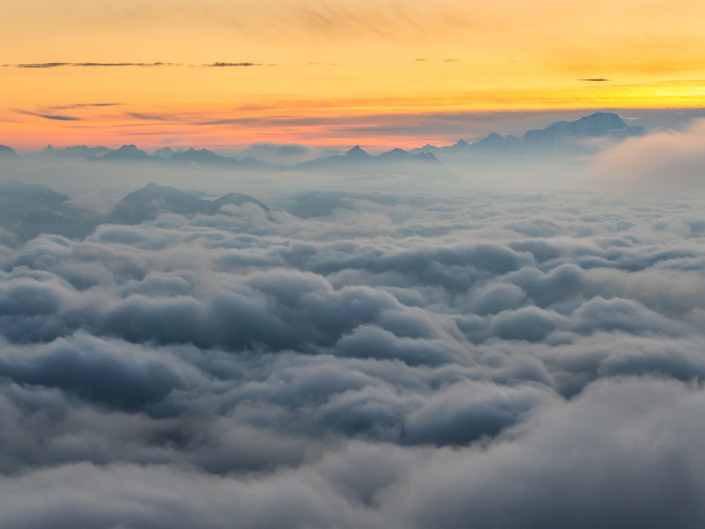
[167,147,242,166]
[414,112,645,159]
[0,181,70,232]
[7,112,648,175]
[92,144,154,162]
[294,145,443,173]
[33,144,112,159]
[0,145,20,158]
[0,181,270,240]
[110,182,267,224]
[1,112,705,528]
[151,146,180,159]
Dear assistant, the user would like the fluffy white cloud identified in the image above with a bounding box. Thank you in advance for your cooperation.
[592,119,705,189]
[1,175,705,527]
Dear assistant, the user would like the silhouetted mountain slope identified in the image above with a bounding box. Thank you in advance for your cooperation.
[110,183,268,224]
[212,193,269,211]
[414,112,645,158]
[36,145,112,159]
[295,145,442,172]
[94,145,153,162]
[345,145,372,159]
[0,145,20,158]
[525,112,635,141]
[168,148,241,166]
[0,181,271,241]
[1,111,650,168]
[17,210,96,241]
[110,183,212,224]
[0,181,69,228]
[152,147,177,159]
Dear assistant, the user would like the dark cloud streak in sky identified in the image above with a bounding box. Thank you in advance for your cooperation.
[8,62,263,69]
[12,109,81,121]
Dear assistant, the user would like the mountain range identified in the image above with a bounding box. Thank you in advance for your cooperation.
[1,112,647,170]
[0,180,270,242]
[412,112,644,158]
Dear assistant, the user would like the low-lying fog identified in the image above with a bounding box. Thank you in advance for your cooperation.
[1,122,705,528]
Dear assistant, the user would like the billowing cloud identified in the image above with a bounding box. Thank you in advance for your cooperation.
[591,118,705,189]
[1,166,705,527]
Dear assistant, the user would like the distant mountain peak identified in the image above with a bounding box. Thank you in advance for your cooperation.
[464,111,645,156]
[119,144,141,152]
[0,145,20,157]
[98,144,151,161]
[383,148,407,155]
[345,145,370,157]
[110,183,268,224]
[169,147,237,165]
[152,147,175,159]
[523,112,632,142]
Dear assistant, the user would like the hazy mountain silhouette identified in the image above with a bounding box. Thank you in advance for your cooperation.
[35,145,112,159]
[295,145,442,173]
[345,145,372,159]
[0,145,20,158]
[17,209,96,241]
[110,183,268,224]
[0,181,70,230]
[0,180,270,241]
[378,147,440,164]
[94,145,153,162]
[212,192,269,211]
[524,112,638,142]
[414,112,644,158]
[168,148,242,166]
[151,147,179,159]
[2,111,650,169]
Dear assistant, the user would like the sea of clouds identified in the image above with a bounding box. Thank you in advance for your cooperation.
[2,142,705,528]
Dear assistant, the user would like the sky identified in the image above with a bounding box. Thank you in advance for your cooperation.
[3,0,705,149]
[3,0,705,522]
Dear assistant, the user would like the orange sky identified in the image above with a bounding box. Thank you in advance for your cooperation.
[2,0,705,150]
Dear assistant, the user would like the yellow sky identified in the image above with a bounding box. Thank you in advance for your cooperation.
[2,0,705,149]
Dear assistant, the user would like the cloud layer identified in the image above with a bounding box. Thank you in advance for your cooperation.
[592,118,705,189]
[1,176,705,527]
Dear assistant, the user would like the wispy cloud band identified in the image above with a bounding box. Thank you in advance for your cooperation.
[12,109,81,121]
[6,62,264,69]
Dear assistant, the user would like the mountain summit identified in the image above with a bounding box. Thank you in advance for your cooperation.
[414,112,644,158]
[96,144,152,161]
[345,145,371,158]
[0,145,20,158]
[522,112,640,144]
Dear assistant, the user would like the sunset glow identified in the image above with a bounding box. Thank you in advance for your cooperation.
[3,0,705,149]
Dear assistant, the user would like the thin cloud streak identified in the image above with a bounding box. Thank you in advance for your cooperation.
[204,62,262,67]
[8,62,264,69]
[12,109,81,121]
[50,103,121,110]
[13,62,179,68]
[126,112,182,122]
